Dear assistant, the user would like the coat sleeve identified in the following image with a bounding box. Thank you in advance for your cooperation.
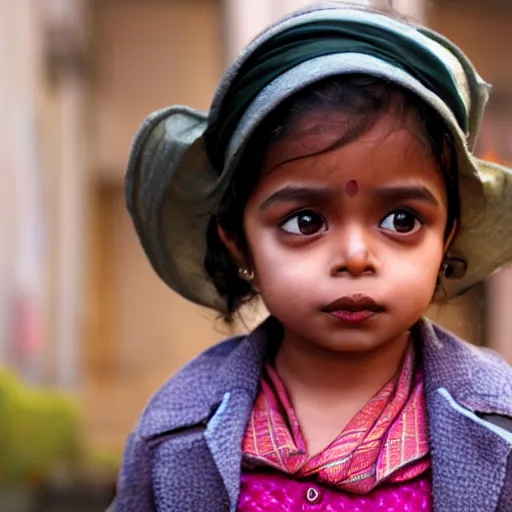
[107,432,156,511]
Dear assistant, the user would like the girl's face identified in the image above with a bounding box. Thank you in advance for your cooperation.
[235,107,451,354]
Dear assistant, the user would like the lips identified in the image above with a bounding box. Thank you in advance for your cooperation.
[322,294,384,323]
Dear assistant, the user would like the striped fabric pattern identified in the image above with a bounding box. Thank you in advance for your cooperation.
[242,343,430,494]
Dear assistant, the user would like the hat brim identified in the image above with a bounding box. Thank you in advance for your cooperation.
[126,106,228,311]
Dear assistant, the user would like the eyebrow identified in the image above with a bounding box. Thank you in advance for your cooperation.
[258,184,440,210]
[258,186,336,210]
[373,185,440,206]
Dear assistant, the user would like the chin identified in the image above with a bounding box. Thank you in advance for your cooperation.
[320,336,387,353]
[314,320,407,352]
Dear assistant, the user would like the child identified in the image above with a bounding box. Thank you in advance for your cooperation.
[111,3,512,511]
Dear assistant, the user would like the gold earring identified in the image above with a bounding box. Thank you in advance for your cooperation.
[238,267,255,282]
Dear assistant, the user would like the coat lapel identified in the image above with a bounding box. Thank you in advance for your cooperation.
[420,320,512,512]
[203,319,273,511]
[427,386,512,512]
[204,390,255,511]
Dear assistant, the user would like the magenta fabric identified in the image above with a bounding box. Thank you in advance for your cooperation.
[238,471,432,511]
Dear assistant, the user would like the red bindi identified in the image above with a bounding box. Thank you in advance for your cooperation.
[345,180,358,197]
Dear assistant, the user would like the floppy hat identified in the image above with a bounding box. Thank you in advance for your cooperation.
[126,3,512,313]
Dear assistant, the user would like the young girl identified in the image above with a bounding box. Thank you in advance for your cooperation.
[111,3,512,511]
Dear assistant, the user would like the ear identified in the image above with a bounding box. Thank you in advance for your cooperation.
[443,218,458,254]
[217,220,247,269]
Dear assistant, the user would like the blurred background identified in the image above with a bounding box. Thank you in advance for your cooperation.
[0,0,511,510]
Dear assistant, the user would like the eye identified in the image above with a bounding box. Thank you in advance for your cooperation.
[380,210,422,234]
[281,210,326,236]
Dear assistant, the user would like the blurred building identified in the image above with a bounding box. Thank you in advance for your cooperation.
[0,0,511,455]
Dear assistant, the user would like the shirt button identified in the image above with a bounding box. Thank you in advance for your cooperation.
[306,486,322,504]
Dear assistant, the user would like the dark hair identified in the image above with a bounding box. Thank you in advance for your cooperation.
[204,75,460,322]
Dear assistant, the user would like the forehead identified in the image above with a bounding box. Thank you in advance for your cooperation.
[259,109,443,190]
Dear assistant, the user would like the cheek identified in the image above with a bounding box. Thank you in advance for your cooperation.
[384,239,444,300]
[243,222,314,300]
[247,232,298,283]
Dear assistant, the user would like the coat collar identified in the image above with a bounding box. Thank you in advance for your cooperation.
[419,318,512,416]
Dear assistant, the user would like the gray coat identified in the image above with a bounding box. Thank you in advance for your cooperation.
[110,318,512,511]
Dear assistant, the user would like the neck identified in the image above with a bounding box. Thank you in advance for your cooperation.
[274,329,411,404]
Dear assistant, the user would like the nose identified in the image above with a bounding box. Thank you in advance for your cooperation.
[330,226,376,277]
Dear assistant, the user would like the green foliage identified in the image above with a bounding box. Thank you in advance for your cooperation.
[0,369,81,485]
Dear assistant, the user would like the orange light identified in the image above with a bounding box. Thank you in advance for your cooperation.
[482,148,501,163]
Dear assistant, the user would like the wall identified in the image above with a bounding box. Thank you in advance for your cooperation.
[84,185,232,449]
[84,0,227,451]
[91,0,223,181]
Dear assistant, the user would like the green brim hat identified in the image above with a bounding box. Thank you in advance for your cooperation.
[126,4,512,313]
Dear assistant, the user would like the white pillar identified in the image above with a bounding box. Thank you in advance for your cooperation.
[0,2,16,366]
[0,0,46,382]
[223,0,274,63]
[389,0,425,22]
[42,0,89,389]
[0,2,14,364]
